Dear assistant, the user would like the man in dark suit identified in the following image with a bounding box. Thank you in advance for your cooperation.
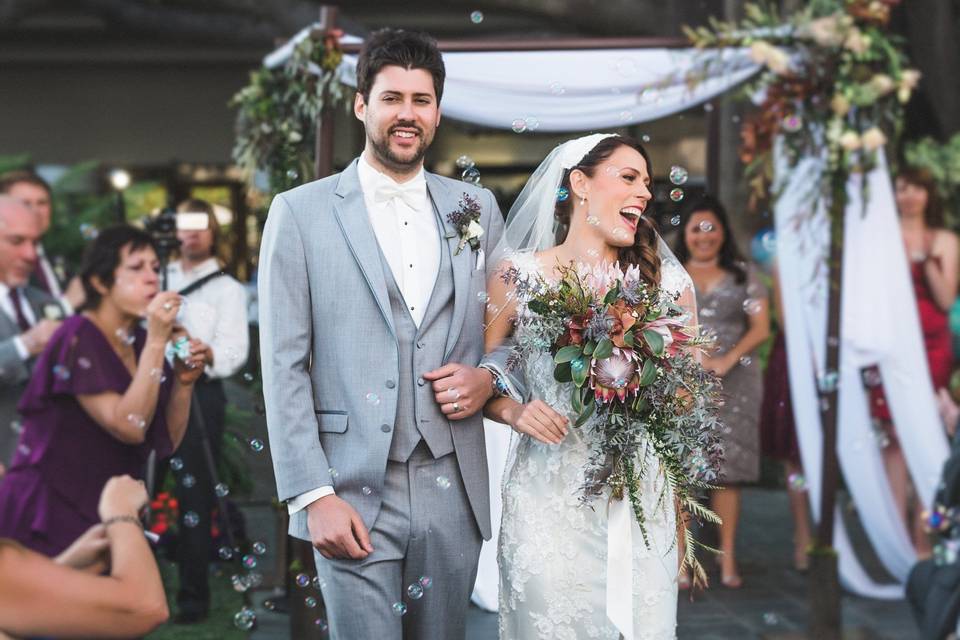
[0,196,64,473]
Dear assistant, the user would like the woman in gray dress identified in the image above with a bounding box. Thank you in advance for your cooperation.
[675,195,770,588]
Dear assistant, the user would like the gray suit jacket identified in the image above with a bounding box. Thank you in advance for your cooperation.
[0,286,65,463]
[259,159,504,541]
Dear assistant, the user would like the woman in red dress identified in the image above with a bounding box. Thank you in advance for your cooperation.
[874,166,958,554]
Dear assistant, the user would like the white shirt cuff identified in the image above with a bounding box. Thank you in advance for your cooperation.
[13,336,29,361]
[287,485,335,515]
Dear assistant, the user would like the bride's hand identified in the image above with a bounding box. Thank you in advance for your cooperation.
[505,400,568,445]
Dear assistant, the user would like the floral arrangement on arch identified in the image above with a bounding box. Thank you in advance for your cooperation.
[685,0,919,213]
[230,29,348,194]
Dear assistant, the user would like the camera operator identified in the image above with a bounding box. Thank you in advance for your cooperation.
[165,198,249,624]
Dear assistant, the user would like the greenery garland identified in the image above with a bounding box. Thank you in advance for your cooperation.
[230,30,348,195]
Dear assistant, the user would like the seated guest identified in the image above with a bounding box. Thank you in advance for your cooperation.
[0,196,64,472]
[0,475,169,638]
[0,225,210,555]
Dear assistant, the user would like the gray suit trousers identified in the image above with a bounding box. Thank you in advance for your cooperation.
[314,442,482,640]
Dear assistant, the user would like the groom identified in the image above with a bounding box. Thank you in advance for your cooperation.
[259,28,503,639]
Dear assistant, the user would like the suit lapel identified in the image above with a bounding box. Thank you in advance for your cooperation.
[426,173,472,359]
[332,161,397,342]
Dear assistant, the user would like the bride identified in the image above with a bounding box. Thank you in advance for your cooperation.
[481,133,700,639]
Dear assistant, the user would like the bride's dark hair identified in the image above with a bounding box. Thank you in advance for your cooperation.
[554,136,661,287]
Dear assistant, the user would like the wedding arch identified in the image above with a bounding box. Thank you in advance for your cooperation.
[237,1,947,627]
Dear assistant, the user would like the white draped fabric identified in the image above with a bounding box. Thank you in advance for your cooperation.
[265,27,760,130]
[774,148,949,599]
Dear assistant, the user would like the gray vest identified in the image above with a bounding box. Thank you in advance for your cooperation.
[381,229,456,463]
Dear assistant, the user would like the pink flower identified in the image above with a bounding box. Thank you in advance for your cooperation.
[591,348,640,403]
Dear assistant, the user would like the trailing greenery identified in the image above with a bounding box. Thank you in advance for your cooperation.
[230,31,348,195]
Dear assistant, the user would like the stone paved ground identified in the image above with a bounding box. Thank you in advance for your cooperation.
[230,381,921,639]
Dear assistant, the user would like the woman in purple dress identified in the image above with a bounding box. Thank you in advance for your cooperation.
[0,226,210,555]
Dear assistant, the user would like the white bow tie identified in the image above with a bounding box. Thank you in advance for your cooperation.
[373,178,427,210]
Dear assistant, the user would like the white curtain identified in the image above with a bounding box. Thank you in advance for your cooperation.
[774,147,949,599]
[266,28,760,130]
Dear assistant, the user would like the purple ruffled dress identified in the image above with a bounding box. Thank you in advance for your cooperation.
[0,315,173,555]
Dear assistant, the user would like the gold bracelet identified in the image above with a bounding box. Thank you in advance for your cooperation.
[102,515,143,529]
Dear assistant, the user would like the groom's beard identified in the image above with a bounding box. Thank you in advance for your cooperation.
[368,121,433,173]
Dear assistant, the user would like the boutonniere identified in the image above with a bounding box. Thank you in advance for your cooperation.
[445,193,484,256]
[43,304,63,321]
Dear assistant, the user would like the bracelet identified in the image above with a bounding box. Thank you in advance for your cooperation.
[102,514,143,529]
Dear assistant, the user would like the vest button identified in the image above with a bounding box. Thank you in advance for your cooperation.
[385,380,396,389]
[417,377,425,387]
[380,424,392,433]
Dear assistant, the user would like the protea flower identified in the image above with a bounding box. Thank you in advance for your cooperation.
[590,348,640,403]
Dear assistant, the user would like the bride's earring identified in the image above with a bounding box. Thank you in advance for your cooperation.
[579,195,586,207]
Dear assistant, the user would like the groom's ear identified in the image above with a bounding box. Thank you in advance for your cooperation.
[354,92,367,122]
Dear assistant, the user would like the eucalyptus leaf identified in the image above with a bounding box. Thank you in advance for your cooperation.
[554,345,582,364]
[575,397,596,428]
[594,338,613,359]
[571,356,589,388]
[643,329,665,356]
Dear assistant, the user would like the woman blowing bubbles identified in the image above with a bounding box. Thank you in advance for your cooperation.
[0,226,211,555]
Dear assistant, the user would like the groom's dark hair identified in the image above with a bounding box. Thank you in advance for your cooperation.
[356,29,445,104]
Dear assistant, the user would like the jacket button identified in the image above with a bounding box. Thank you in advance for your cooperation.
[416,342,424,350]
[417,377,425,387]
[385,380,396,389]
[381,424,391,433]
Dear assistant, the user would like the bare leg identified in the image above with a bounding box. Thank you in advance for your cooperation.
[881,437,909,525]
[711,487,742,588]
[785,461,812,571]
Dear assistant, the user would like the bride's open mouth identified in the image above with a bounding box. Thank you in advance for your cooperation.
[619,206,643,233]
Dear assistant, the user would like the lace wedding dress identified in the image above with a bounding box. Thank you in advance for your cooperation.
[497,252,679,640]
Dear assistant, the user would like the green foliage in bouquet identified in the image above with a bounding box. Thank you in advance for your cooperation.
[230,30,349,195]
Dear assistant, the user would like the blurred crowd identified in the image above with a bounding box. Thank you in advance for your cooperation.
[0,171,249,636]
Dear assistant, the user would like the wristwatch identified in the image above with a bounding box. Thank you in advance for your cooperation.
[480,364,510,398]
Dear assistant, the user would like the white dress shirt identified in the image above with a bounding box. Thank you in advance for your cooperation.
[287,154,442,515]
[0,282,37,360]
[166,257,250,379]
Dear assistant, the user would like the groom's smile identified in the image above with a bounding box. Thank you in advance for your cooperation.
[354,65,441,179]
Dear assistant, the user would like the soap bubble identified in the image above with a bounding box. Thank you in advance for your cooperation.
[170,457,184,471]
[77,357,92,369]
[549,81,566,95]
[392,602,407,616]
[455,155,475,169]
[742,299,763,316]
[242,554,257,569]
[295,573,311,588]
[362,486,373,496]
[252,541,267,555]
[365,392,381,406]
[436,475,451,490]
[183,511,199,527]
[407,582,424,599]
[699,220,714,232]
[249,438,264,452]
[511,118,527,134]
[470,10,484,23]
[739,356,753,367]
[556,187,569,202]
[181,474,196,489]
[79,223,99,240]
[234,607,257,630]
[53,364,70,381]
[669,188,684,202]
[670,215,681,226]
[669,166,689,185]
[305,596,318,608]
[587,216,600,226]
[218,546,234,560]
[419,575,433,589]
[462,167,481,185]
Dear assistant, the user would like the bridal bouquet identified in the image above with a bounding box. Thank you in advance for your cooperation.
[505,260,724,583]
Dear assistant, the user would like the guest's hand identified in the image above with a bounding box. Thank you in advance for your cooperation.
[703,354,736,378]
[505,399,568,445]
[55,523,110,573]
[306,494,373,560]
[21,319,61,356]
[98,475,149,522]
[424,363,494,420]
[145,291,182,344]
[173,338,209,386]
[64,276,86,310]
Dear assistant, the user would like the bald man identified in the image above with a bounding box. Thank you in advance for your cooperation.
[0,196,65,471]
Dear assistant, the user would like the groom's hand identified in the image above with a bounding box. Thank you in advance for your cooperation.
[306,494,373,560]
[424,363,494,420]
